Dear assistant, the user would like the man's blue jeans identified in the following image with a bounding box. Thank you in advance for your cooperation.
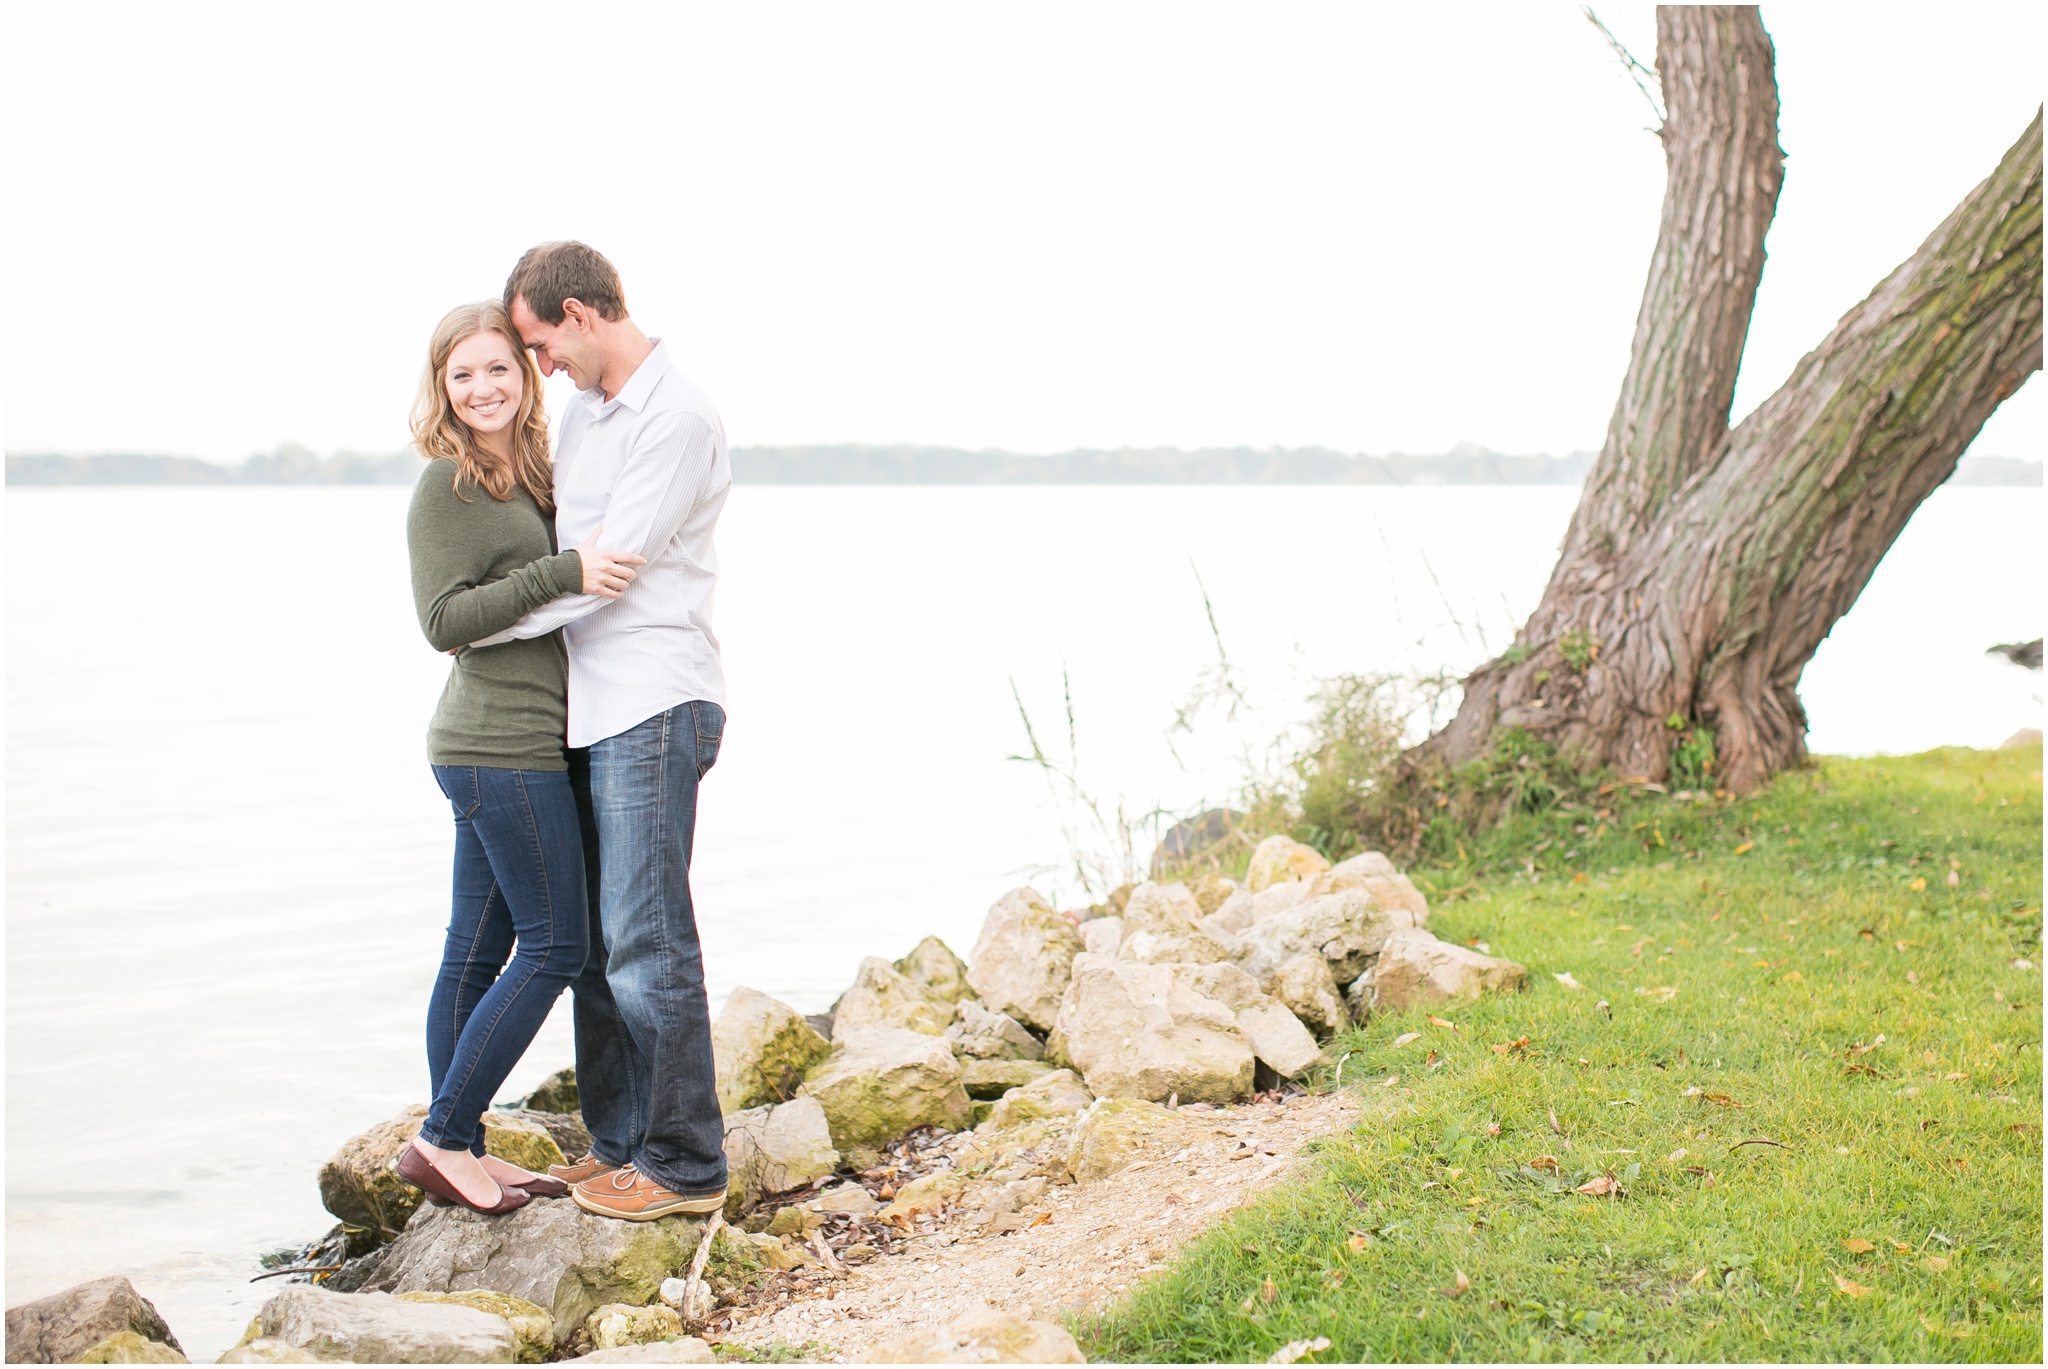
[423,765,589,1155]
[567,701,727,1196]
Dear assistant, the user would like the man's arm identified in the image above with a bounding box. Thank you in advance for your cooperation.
[470,411,721,646]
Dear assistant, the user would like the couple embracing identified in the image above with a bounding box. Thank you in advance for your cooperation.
[400,242,729,1222]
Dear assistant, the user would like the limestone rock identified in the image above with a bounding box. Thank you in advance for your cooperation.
[1199,888,1257,938]
[879,1170,967,1220]
[1269,952,1350,1037]
[1248,881,1313,924]
[1163,962,1322,1079]
[578,1341,715,1364]
[1066,1098,1171,1184]
[585,1303,683,1351]
[1245,835,1330,891]
[1116,881,1231,965]
[722,1096,840,1209]
[965,887,1086,1033]
[857,1308,1085,1363]
[895,936,974,1005]
[808,1182,881,1216]
[1232,889,1421,986]
[944,1001,1044,1061]
[5,1276,184,1365]
[960,1058,1056,1099]
[1304,852,1430,921]
[315,1107,562,1245]
[1344,971,1372,1026]
[798,1027,972,1148]
[393,1293,551,1364]
[74,1330,187,1363]
[1362,928,1527,1011]
[338,1196,703,1343]
[232,1287,513,1364]
[711,987,832,1114]
[1188,873,1239,916]
[1046,954,1253,1103]
[980,1068,1094,1131]
[513,1067,579,1114]
[215,1339,315,1363]
[1078,915,1124,959]
[832,957,950,1039]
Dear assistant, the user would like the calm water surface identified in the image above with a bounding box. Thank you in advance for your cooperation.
[6,483,2039,1356]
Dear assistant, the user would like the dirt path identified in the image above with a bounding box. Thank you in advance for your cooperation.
[715,1091,1360,1362]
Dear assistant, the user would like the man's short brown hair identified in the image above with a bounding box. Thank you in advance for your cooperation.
[504,241,627,325]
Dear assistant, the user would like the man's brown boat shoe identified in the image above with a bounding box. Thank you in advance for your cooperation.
[548,1152,624,1186]
[571,1164,726,1221]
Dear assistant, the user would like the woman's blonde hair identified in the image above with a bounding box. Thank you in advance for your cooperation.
[411,301,554,510]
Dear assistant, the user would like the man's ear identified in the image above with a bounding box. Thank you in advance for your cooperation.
[561,298,596,334]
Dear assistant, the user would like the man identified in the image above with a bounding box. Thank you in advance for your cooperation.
[476,241,731,1219]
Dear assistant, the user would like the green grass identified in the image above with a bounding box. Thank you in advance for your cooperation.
[1081,747,2043,1362]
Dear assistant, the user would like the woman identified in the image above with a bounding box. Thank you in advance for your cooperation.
[399,301,645,1214]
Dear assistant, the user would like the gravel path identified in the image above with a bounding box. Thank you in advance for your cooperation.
[714,1091,1361,1362]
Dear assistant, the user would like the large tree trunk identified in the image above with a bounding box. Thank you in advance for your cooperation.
[1419,9,2042,793]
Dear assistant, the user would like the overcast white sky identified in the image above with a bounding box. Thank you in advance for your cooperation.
[4,2,2041,463]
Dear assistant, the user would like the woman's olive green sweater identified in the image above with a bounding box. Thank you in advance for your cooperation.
[407,458,583,771]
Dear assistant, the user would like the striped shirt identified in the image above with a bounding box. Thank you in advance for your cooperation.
[472,341,729,748]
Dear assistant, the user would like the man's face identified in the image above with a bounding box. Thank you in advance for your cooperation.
[510,296,603,391]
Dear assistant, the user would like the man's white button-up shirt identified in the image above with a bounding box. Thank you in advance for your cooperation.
[475,341,729,748]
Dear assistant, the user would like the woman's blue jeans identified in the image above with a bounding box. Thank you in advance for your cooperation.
[421,765,589,1154]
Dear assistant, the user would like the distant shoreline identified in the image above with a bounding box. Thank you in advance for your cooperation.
[7,444,2041,487]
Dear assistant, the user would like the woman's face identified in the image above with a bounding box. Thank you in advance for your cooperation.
[444,330,524,439]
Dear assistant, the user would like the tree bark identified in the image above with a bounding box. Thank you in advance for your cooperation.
[1418,27,2042,791]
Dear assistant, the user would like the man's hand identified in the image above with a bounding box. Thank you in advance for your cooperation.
[579,542,647,598]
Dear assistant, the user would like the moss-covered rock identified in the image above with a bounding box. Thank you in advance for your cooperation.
[798,1027,972,1149]
[944,1001,1043,1061]
[722,1097,839,1213]
[515,1067,579,1114]
[1245,834,1331,891]
[395,1291,552,1363]
[72,1330,186,1363]
[894,935,974,1005]
[1066,1098,1171,1184]
[831,957,950,1039]
[959,1058,1056,1099]
[585,1303,684,1351]
[980,1068,1093,1132]
[711,987,833,1114]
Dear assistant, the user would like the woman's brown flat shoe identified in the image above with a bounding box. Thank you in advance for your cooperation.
[396,1144,531,1215]
[512,1174,568,1198]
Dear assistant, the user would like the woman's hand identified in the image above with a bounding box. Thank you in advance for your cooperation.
[578,544,647,598]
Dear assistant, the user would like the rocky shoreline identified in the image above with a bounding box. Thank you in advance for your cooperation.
[6,836,1524,1364]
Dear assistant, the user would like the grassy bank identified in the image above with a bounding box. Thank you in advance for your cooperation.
[1081,746,2043,1362]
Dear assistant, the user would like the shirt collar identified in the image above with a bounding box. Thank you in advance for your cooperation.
[578,338,671,417]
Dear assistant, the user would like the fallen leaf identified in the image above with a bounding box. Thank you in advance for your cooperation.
[1780,970,1803,984]
[1635,985,1678,1001]
[1734,841,1755,855]
[1425,1049,1440,1068]
[1945,1072,1969,1082]
[1530,1155,1559,1171]
[1909,877,1927,892]
[1889,1240,1912,1254]
[1906,971,1920,984]
[1833,1274,1871,1298]
[1381,1075,1399,1089]
[1946,869,1960,888]
[1841,1238,1876,1254]
[1698,1092,1742,1109]
[1267,1336,1332,1364]
[1667,1147,1688,1161]
[1440,1268,1471,1298]
[1393,1032,1421,1047]
[1554,972,1585,991]
[1428,1015,1457,1029]
[1548,1109,1564,1135]
[1347,1234,1369,1253]
[1262,1276,1278,1304]
[1574,1175,1622,1196]
[1486,1121,1501,1135]
[1919,1315,1973,1341]
[1924,1256,1951,1272]
[1490,1036,1531,1055]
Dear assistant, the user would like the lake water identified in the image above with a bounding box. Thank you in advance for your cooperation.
[5,483,2040,1356]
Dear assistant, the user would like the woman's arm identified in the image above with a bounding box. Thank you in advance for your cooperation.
[407,471,585,654]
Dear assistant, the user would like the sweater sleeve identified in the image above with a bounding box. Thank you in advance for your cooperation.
[408,469,584,654]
